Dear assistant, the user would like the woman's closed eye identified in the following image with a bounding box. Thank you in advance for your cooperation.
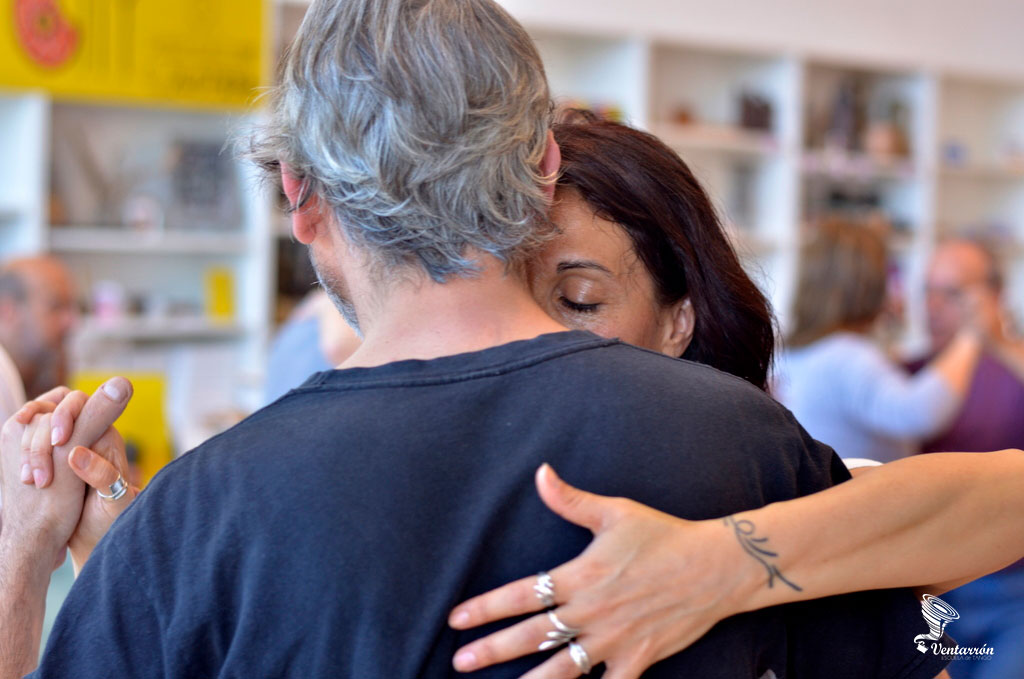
[559,297,602,314]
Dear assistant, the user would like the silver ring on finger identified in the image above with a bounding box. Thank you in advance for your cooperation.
[538,609,581,651]
[97,474,129,501]
[534,571,556,608]
[569,640,592,675]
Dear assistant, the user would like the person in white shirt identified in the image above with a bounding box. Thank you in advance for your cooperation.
[774,219,985,462]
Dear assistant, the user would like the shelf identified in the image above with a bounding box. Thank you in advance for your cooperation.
[651,123,779,157]
[49,228,249,255]
[75,316,245,342]
[939,163,1024,181]
[802,151,917,181]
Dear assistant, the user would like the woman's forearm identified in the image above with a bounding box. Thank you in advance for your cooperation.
[733,449,1024,614]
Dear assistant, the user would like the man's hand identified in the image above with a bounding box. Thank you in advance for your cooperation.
[14,378,136,570]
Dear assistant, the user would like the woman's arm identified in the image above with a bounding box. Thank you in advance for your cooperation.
[450,453,1024,677]
[738,449,1024,609]
[850,327,982,440]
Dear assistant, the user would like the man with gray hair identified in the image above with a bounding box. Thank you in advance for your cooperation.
[2,1,952,677]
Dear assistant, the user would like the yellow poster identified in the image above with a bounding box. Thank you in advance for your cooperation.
[0,0,267,109]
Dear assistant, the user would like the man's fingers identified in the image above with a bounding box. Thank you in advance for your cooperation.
[68,446,125,497]
[536,463,621,533]
[61,378,133,452]
[50,390,89,447]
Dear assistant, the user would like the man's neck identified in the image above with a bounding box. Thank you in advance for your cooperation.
[339,257,568,369]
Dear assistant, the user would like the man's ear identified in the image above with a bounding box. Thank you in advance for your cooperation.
[659,297,696,358]
[540,130,561,201]
[281,164,322,245]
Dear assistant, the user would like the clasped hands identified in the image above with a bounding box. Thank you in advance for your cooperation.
[0,378,138,574]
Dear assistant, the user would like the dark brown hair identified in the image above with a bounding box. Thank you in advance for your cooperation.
[788,217,888,348]
[553,112,776,390]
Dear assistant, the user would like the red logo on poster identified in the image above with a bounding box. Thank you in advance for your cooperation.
[14,0,79,69]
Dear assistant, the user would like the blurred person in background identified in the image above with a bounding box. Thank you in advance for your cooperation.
[0,256,76,424]
[774,219,985,463]
[907,239,1024,679]
[263,289,361,404]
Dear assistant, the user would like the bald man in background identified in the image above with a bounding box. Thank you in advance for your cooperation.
[907,238,1024,679]
[0,257,77,422]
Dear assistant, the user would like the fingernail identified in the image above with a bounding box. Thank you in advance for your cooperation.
[451,610,469,627]
[453,651,477,671]
[33,468,47,487]
[102,379,124,401]
[21,463,32,483]
[70,446,91,471]
[51,426,63,446]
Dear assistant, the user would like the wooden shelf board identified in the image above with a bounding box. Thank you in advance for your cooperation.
[49,227,248,255]
[650,123,780,157]
[76,316,244,342]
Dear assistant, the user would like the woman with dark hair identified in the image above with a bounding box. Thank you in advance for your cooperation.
[532,110,774,389]
[446,119,1024,679]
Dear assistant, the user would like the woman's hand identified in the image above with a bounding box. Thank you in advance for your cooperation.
[448,465,757,679]
[14,378,138,571]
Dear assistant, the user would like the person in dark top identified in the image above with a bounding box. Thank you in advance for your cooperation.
[0,1,954,678]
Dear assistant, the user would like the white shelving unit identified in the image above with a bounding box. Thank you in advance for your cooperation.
[508,24,1024,348]
[269,1,1024,346]
[0,95,272,451]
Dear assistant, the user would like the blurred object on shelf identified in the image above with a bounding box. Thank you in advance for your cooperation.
[864,100,910,159]
[670,105,695,125]
[92,280,127,324]
[168,140,241,232]
[942,140,969,168]
[204,267,236,322]
[122,194,165,232]
[739,91,773,131]
[824,75,866,152]
[70,372,171,486]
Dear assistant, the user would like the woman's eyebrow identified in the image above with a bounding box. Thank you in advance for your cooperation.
[556,260,613,275]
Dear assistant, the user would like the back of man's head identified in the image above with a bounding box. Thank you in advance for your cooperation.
[251,0,554,281]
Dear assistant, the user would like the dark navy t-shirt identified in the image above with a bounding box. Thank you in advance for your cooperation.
[35,332,952,678]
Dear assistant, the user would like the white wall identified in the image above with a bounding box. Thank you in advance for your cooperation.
[499,0,1024,81]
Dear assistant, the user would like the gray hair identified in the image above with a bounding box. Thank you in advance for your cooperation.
[248,0,555,282]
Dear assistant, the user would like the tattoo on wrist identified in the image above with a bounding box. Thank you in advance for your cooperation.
[723,515,802,592]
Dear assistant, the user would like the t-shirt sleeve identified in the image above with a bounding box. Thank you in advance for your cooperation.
[29,536,163,678]
[784,588,956,679]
